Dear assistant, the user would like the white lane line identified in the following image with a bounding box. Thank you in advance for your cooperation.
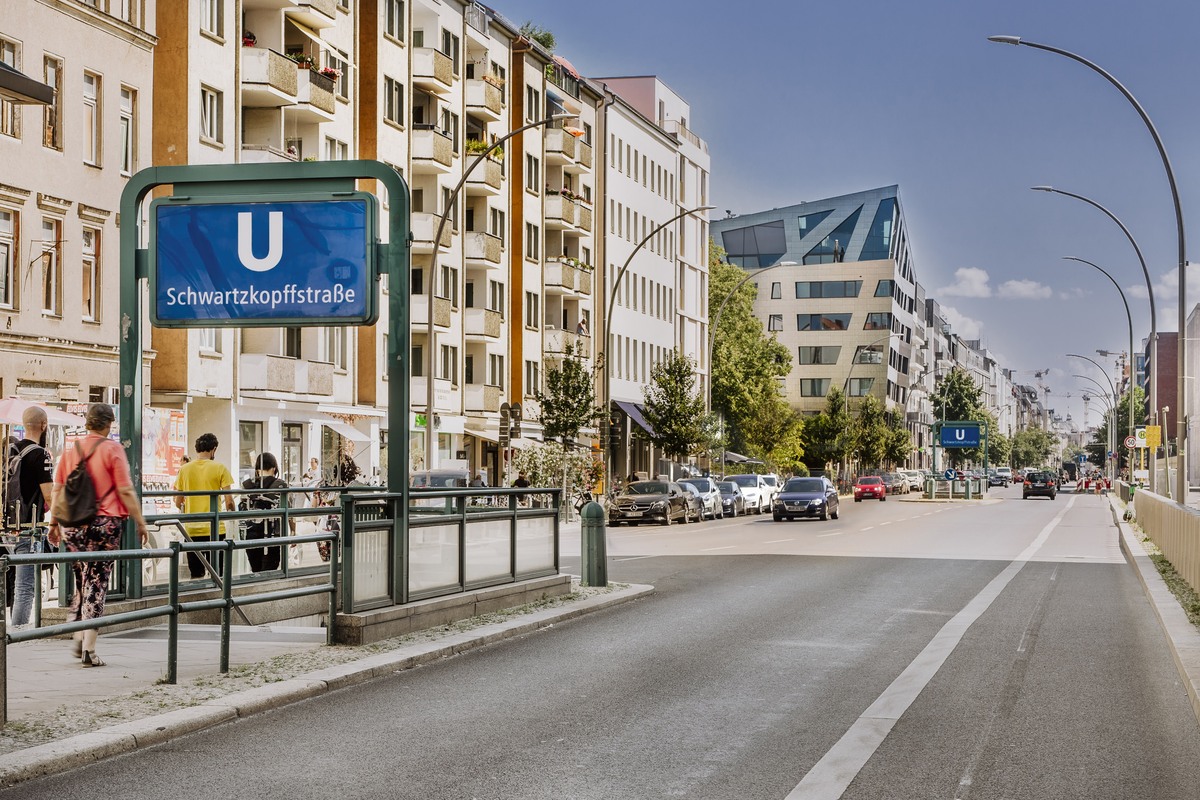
[613,556,655,562]
[879,521,892,526]
[817,532,844,538]
[861,526,875,531]
[764,539,795,544]
[786,496,1077,800]
[702,545,737,552]
[921,513,933,517]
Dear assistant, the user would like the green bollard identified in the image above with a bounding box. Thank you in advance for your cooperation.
[966,480,973,500]
[580,501,607,587]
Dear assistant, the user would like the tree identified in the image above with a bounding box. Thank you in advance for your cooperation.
[534,340,603,445]
[852,395,889,467]
[1011,426,1056,468]
[883,413,913,466]
[1091,386,1146,472]
[641,350,707,467]
[519,22,555,51]
[802,387,852,475]
[929,368,987,466]
[767,415,807,475]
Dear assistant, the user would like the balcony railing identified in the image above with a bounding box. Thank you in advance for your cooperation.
[465,79,503,119]
[545,194,577,227]
[465,307,503,338]
[241,48,298,106]
[465,383,503,412]
[465,157,502,193]
[413,47,455,91]
[545,128,577,162]
[464,231,502,264]
[410,212,453,252]
[412,125,455,169]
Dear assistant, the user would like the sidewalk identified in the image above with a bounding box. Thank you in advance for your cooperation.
[0,577,651,789]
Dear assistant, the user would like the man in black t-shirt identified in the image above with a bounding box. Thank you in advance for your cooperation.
[6,407,54,628]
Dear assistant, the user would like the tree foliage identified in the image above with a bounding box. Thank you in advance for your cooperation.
[802,387,853,473]
[641,350,708,461]
[519,22,556,51]
[883,413,913,466]
[510,442,603,491]
[534,341,603,444]
[1090,386,1145,471]
[852,395,889,466]
[1011,426,1057,468]
[930,368,988,466]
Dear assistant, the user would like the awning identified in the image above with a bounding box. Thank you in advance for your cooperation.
[323,420,369,443]
[0,61,54,105]
[464,426,498,443]
[287,18,357,68]
[722,451,763,465]
[615,400,655,436]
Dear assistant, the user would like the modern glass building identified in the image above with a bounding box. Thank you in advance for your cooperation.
[710,186,921,419]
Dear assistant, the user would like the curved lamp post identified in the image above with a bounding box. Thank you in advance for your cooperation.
[1062,256,1135,454]
[1068,353,1119,482]
[420,112,575,470]
[603,203,714,484]
[1034,186,1159,493]
[992,35,1187,502]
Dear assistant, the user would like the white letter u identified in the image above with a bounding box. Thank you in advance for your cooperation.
[237,211,283,272]
[955,429,965,441]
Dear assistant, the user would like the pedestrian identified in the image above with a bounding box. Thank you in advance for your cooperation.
[302,457,320,507]
[4,407,54,630]
[173,432,235,580]
[47,403,150,667]
[470,469,487,488]
[240,452,292,573]
[513,470,530,488]
[576,317,589,337]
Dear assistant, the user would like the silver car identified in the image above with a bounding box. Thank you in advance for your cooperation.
[680,477,723,520]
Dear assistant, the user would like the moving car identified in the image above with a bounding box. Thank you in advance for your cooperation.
[728,474,769,514]
[680,477,724,520]
[854,475,887,501]
[760,474,781,506]
[1023,471,1058,500]
[881,472,909,495]
[773,476,840,521]
[901,469,925,491]
[994,466,1013,485]
[678,482,705,523]
[608,480,691,526]
[716,481,747,517]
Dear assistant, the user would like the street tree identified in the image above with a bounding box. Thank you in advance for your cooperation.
[802,386,852,475]
[534,340,603,444]
[641,350,708,471]
[883,413,913,466]
[1011,426,1056,468]
[1091,385,1146,471]
[930,368,988,466]
[767,414,807,475]
[852,395,889,467]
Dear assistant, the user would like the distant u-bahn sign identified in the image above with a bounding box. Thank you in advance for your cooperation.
[940,423,981,449]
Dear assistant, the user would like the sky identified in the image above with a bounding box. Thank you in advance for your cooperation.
[494,0,1200,430]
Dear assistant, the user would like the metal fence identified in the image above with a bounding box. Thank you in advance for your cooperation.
[1132,489,1200,596]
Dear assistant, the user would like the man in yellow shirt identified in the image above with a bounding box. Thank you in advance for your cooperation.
[173,432,235,579]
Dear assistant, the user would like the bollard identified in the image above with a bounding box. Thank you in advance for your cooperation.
[580,501,607,587]
[966,479,973,500]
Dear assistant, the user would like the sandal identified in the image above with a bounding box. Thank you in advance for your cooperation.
[81,650,106,668]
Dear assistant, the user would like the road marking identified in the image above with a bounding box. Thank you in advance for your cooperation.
[817,532,844,538]
[613,556,655,562]
[786,495,1077,800]
[701,545,737,552]
[879,521,892,526]
[860,526,874,531]
[763,539,795,544]
[921,513,933,517]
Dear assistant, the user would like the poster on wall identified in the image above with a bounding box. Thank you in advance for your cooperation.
[142,408,187,514]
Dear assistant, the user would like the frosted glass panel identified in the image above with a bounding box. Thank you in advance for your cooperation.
[516,517,555,574]
[351,526,390,605]
[409,523,460,593]
[464,517,511,583]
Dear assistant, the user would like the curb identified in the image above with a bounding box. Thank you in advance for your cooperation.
[1107,496,1200,728]
[0,583,655,789]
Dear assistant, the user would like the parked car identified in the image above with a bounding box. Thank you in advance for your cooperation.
[760,473,781,506]
[410,469,471,509]
[901,469,925,491]
[773,476,840,521]
[881,472,909,495]
[995,466,1013,485]
[728,474,769,513]
[716,481,747,517]
[678,482,705,523]
[1023,471,1058,500]
[1011,471,1025,485]
[608,480,691,526]
[854,475,887,501]
[680,477,724,520]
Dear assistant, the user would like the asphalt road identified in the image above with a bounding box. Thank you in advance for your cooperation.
[9,485,1200,799]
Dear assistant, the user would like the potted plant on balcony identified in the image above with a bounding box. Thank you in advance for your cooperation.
[465,139,503,160]
[482,73,506,89]
[319,66,341,81]
[286,52,316,69]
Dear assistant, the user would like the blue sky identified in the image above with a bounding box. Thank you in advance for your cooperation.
[495,0,1200,428]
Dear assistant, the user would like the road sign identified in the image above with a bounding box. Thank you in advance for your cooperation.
[1145,425,1161,449]
[1124,435,1138,448]
[943,469,955,480]
[939,424,981,448]
[1135,427,1148,448]
[150,195,377,326]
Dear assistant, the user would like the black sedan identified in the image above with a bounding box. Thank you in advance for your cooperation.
[608,480,691,526]
[716,481,747,517]
[773,477,840,521]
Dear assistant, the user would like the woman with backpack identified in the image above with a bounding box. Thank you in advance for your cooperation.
[47,403,149,668]
[240,452,293,573]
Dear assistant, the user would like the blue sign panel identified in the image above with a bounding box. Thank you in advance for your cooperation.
[940,424,981,448]
[151,195,376,326]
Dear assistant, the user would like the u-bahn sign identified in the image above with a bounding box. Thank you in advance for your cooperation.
[149,194,377,327]
[940,423,981,448]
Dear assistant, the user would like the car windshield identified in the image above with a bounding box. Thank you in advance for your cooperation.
[626,481,669,495]
[681,480,710,492]
[858,477,882,485]
[717,482,737,493]
[730,475,757,487]
[785,478,824,492]
[762,476,778,486]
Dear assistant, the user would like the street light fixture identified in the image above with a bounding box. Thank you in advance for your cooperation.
[1034,187,1159,493]
[994,35,1187,502]
[1068,353,1120,482]
[420,112,576,471]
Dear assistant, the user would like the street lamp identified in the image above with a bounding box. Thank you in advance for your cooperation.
[993,35,1187,503]
[421,112,575,471]
[1068,352,1119,482]
[602,203,715,484]
[1033,187,1159,493]
[1061,256,1135,455]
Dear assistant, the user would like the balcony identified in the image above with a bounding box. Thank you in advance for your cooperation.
[465,307,502,339]
[410,294,454,328]
[545,257,593,296]
[240,144,299,163]
[238,355,334,396]
[465,78,503,122]
[412,125,455,173]
[544,328,585,355]
[410,212,453,253]
[284,0,336,29]
[576,139,593,169]
[464,156,502,195]
[577,204,593,232]
[241,48,298,108]
[544,194,577,229]
[465,383,502,413]
[285,68,335,123]
[464,231,502,265]
[413,48,455,94]
[545,128,577,164]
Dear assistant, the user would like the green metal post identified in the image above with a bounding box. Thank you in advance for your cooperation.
[580,502,607,586]
[328,522,339,647]
[1,557,7,727]
[220,539,233,674]
[167,541,179,685]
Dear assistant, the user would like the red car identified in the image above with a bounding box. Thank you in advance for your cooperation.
[854,475,887,502]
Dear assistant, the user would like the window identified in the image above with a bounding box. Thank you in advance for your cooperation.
[770,282,781,300]
[411,344,423,377]
[200,86,222,143]
[795,280,862,299]
[525,222,539,260]
[200,0,222,37]
[197,328,220,352]
[799,379,830,397]
[324,136,348,160]
[525,86,540,123]
[488,354,504,388]
[525,360,540,395]
[383,76,404,125]
[0,209,14,308]
[440,186,457,230]
[490,61,506,100]
[525,154,539,192]
[385,0,405,40]
[439,344,458,384]
[488,280,504,314]
[719,220,786,268]
[863,312,892,331]
[489,208,505,243]
[438,264,458,305]
[325,51,349,99]
[43,56,62,149]
[797,313,850,331]
[854,346,884,365]
[875,279,895,298]
[239,422,263,476]
[81,228,99,321]
[119,86,136,174]
[582,122,592,145]
[848,377,875,397]
[40,219,61,315]
[860,198,897,261]
[284,327,301,358]
[0,39,18,138]
[82,72,101,165]
[798,346,841,366]
[803,206,862,264]
[441,30,460,75]
[525,291,539,328]
[323,327,347,369]
[767,314,783,332]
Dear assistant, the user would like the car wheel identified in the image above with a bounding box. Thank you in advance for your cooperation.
[820,507,828,521]
[831,506,839,520]
[854,497,861,502]
[773,514,782,522]
[717,509,724,520]
[662,510,672,526]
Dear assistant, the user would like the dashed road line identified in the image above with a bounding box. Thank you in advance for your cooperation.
[763,539,795,544]
[701,545,737,552]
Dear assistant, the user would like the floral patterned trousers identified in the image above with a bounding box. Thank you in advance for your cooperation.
[63,515,123,622]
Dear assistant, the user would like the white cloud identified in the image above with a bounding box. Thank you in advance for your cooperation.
[937,267,992,298]
[940,305,983,339]
[997,279,1053,300]
[1057,287,1089,300]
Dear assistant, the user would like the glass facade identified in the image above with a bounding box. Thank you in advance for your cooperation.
[797,313,850,331]
[859,198,895,261]
[797,209,832,239]
[874,279,894,298]
[798,346,841,365]
[803,206,861,264]
[795,280,862,299]
[863,312,892,331]
[720,219,786,268]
